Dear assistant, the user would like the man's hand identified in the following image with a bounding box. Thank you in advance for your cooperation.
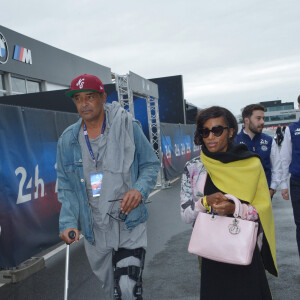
[120,189,142,215]
[281,189,290,200]
[60,228,79,244]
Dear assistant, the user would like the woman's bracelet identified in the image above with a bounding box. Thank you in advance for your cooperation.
[202,196,211,213]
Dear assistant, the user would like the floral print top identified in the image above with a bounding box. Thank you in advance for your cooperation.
[180,156,259,224]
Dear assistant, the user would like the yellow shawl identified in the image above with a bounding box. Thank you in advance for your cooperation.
[201,150,277,275]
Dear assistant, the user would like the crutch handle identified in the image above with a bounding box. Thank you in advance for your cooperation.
[68,230,76,240]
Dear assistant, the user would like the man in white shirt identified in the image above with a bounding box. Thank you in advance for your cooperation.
[281,95,300,257]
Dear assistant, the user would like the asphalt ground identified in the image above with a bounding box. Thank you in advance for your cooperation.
[0,178,299,300]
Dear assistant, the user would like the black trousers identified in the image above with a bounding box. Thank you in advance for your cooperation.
[290,177,300,257]
[200,246,272,300]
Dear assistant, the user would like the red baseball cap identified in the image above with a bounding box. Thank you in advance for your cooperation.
[66,74,105,97]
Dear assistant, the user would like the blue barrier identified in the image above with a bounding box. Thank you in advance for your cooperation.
[0,103,197,267]
[161,123,200,180]
[0,104,78,267]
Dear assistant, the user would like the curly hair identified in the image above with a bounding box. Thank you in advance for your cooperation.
[194,106,238,147]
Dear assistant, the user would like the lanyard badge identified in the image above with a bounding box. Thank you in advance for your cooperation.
[90,172,103,197]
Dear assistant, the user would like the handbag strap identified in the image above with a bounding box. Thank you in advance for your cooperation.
[224,194,241,218]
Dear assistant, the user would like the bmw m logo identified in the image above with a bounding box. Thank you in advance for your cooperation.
[0,32,9,64]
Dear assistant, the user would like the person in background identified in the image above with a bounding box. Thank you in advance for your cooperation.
[281,95,300,258]
[276,126,284,146]
[235,104,282,198]
[57,74,160,299]
[181,106,277,299]
[282,125,286,136]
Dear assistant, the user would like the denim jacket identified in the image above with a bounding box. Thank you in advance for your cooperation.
[57,118,160,245]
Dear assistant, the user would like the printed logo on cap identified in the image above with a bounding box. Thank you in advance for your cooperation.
[76,78,85,89]
[100,85,103,91]
[0,32,9,64]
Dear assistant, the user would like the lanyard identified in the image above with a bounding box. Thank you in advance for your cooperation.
[83,118,106,169]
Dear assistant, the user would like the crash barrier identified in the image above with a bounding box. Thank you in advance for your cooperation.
[0,105,198,268]
[160,123,200,180]
[0,104,78,268]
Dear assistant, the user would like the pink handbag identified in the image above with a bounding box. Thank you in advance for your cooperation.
[188,194,258,265]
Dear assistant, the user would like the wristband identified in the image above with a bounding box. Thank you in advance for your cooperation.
[203,196,211,213]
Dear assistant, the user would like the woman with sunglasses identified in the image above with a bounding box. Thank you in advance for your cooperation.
[180,106,277,299]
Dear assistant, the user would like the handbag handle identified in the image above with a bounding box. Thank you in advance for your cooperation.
[224,194,241,218]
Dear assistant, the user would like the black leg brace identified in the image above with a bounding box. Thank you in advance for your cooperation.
[112,247,146,300]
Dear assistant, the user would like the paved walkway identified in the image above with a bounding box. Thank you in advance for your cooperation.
[1,179,299,299]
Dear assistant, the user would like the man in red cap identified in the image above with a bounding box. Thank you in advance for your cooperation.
[57,74,160,299]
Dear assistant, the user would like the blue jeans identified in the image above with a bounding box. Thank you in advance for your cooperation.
[290,177,300,257]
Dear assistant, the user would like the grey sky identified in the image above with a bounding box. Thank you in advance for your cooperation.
[1,0,300,114]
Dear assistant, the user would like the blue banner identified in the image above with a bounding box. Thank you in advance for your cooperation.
[160,123,200,180]
[0,104,78,267]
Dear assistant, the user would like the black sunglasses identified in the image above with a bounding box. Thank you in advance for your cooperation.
[200,126,229,138]
[107,212,127,222]
[107,199,127,222]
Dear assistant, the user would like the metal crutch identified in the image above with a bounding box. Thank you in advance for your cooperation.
[64,230,76,300]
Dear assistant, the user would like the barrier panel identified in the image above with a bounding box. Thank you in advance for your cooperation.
[150,75,185,124]
[0,104,78,268]
[0,92,193,267]
[160,123,200,180]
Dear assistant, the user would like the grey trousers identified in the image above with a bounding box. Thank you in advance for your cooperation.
[84,221,147,300]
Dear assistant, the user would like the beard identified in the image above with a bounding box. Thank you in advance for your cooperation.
[249,122,263,134]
